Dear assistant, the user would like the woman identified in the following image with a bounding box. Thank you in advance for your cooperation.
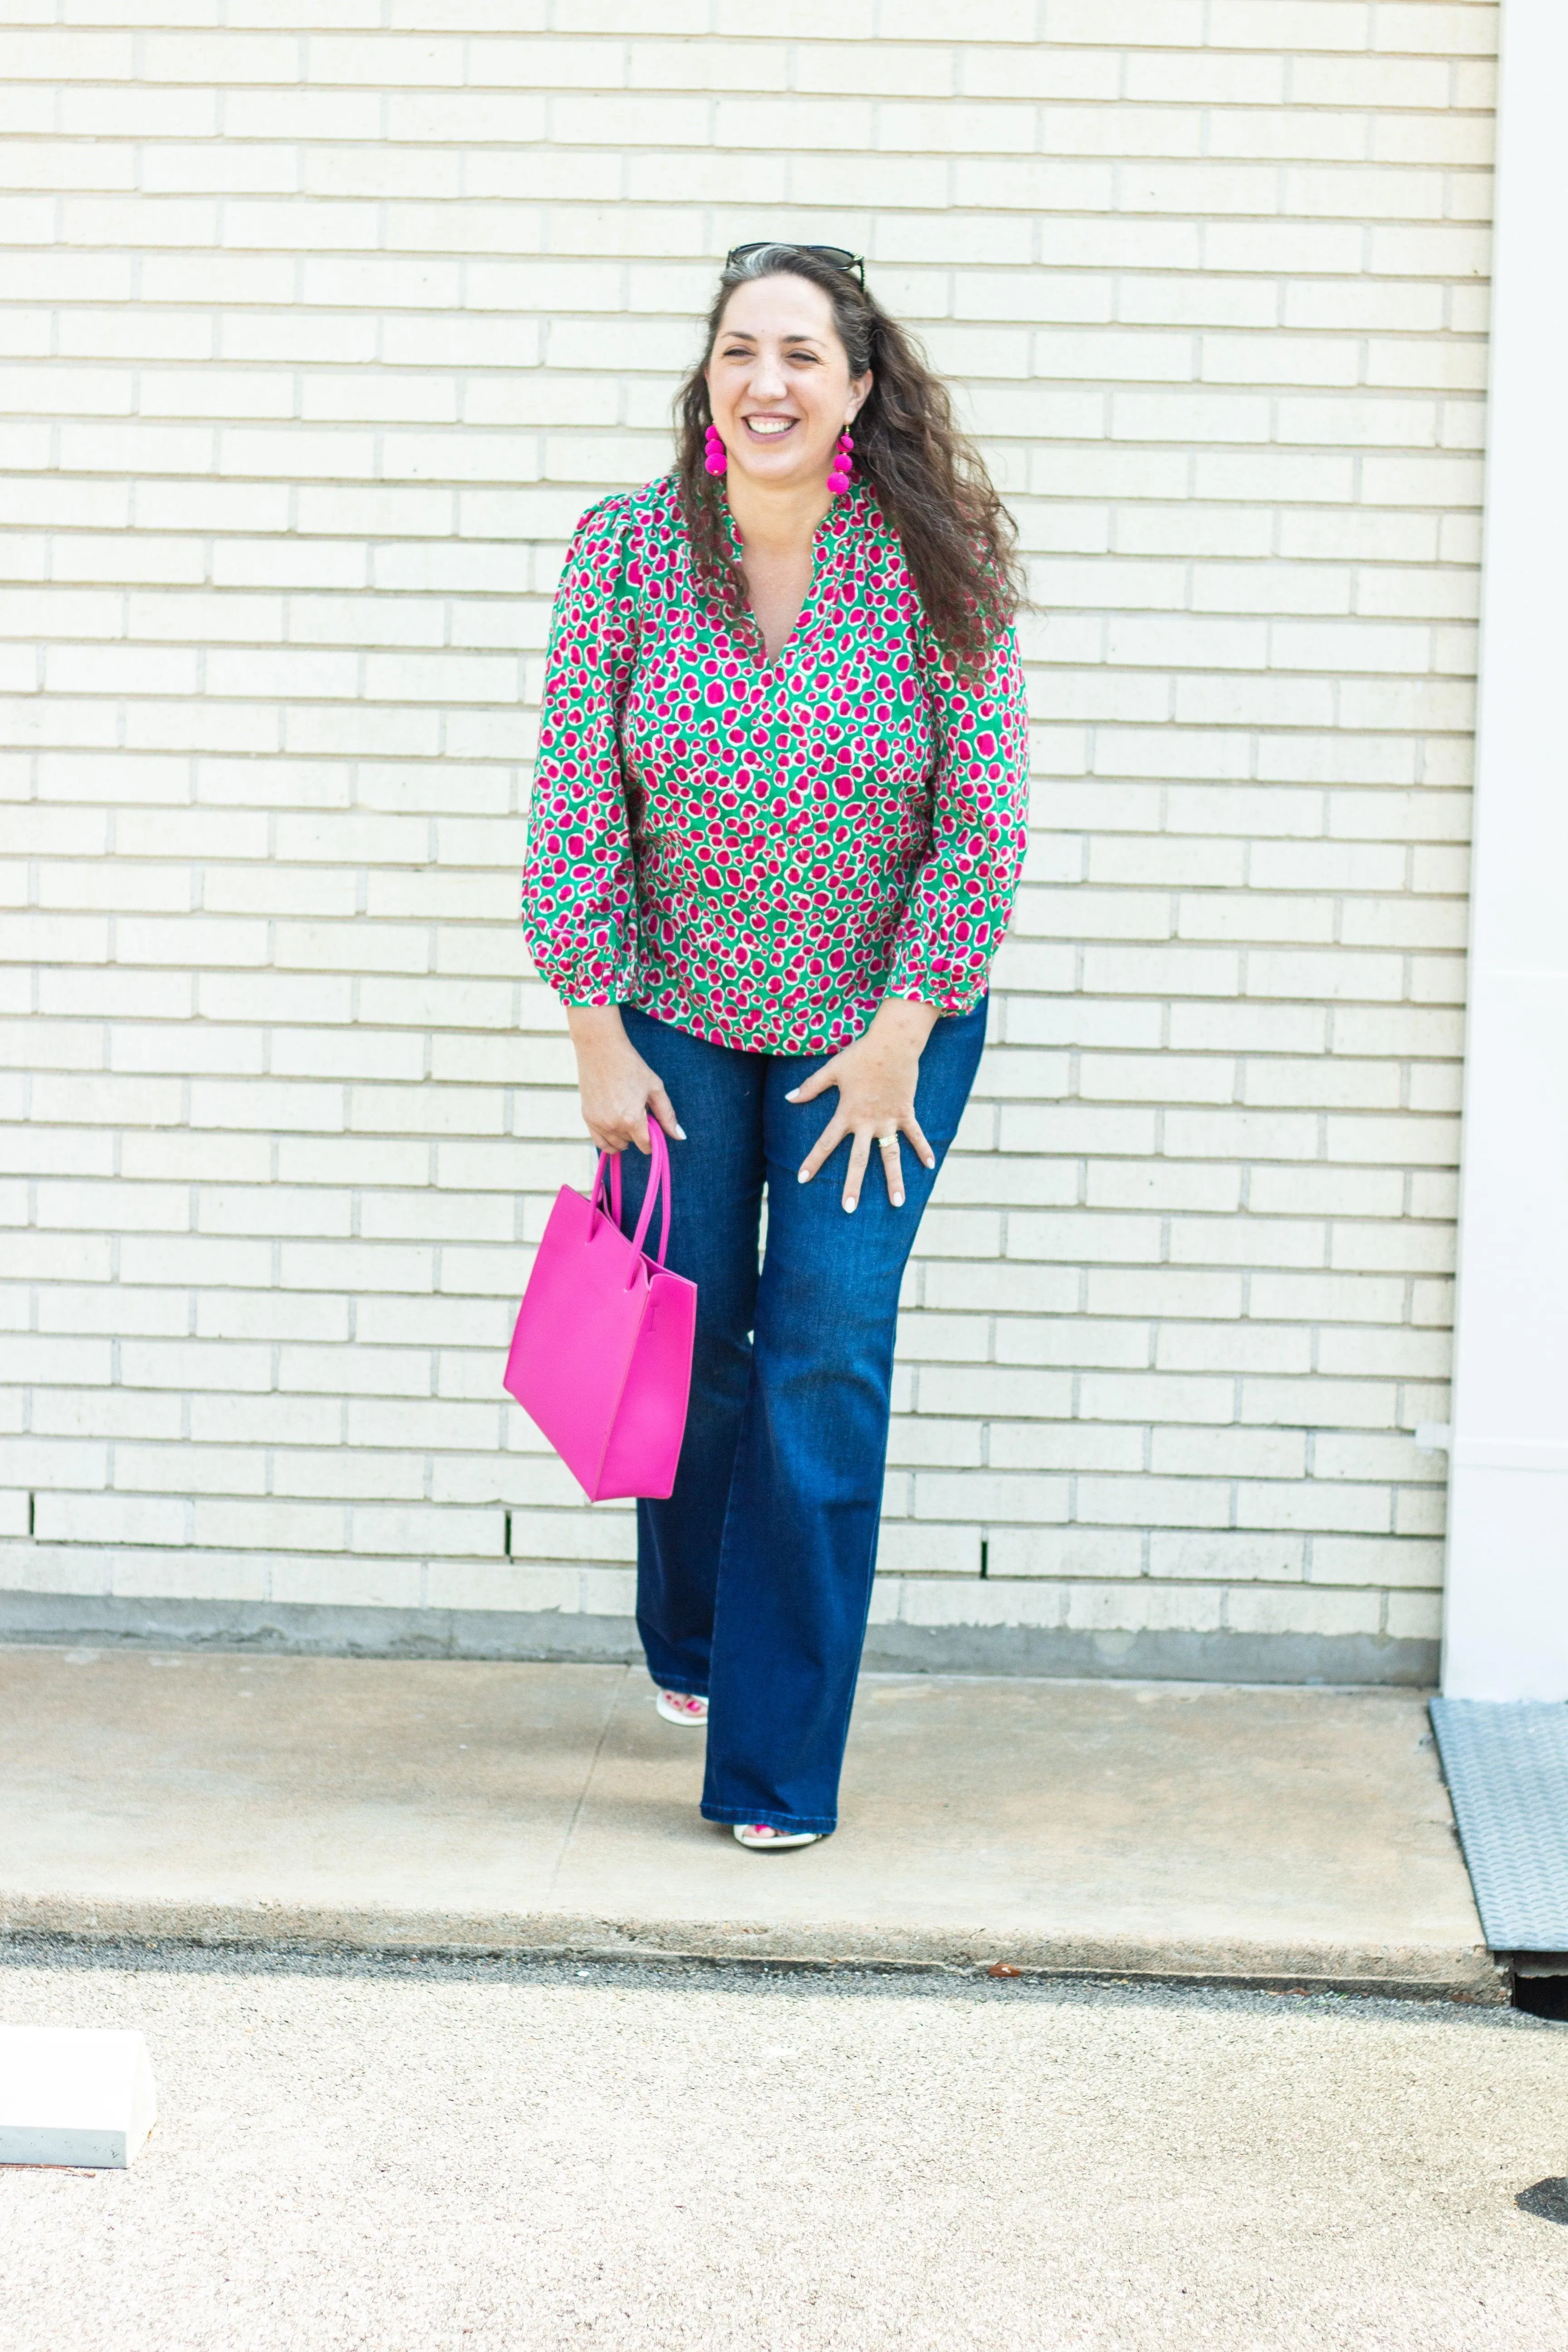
[520,243,1029,1851]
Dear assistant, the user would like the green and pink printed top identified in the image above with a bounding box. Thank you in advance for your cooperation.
[519,473,1030,1058]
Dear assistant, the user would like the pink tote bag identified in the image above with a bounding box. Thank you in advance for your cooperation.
[503,1125,696,1502]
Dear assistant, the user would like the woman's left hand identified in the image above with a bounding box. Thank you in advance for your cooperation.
[787,998,943,1213]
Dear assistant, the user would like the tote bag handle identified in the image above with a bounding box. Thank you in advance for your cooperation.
[591,1124,672,1274]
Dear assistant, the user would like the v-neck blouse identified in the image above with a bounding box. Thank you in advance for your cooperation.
[519,473,1030,1057]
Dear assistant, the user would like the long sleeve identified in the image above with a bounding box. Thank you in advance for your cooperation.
[519,496,642,1005]
[883,623,1031,1016]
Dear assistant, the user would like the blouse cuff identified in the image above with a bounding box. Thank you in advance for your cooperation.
[883,937,990,1019]
[524,939,640,1007]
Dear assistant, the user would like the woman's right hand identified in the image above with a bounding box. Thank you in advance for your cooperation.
[564,1004,683,1155]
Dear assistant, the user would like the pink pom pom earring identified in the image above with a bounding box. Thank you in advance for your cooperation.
[703,423,727,477]
[828,430,854,495]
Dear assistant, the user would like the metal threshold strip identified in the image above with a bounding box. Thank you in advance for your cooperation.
[1429,1698,1568,1957]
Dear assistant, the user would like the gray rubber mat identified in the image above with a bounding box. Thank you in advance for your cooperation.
[1429,1698,1568,1950]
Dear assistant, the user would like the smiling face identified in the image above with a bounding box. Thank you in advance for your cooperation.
[705,272,871,491]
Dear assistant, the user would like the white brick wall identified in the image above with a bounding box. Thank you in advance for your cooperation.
[1,0,1494,1665]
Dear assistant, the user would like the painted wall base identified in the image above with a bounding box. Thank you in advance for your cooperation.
[0,1588,1439,1688]
[1442,1461,1568,1700]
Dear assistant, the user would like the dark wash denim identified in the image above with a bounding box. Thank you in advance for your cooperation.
[613,998,988,1836]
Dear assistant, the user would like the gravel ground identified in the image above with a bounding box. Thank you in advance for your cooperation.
[1,1941,1566,2351]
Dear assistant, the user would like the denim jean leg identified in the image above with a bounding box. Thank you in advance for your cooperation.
[616,1008,767,1697]
[699,999,988,1833]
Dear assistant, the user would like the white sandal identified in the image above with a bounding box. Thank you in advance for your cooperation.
[734,1822,821,1850]
[656,1689,708,1725]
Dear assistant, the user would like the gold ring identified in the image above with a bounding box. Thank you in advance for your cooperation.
[877,1134,900,1151]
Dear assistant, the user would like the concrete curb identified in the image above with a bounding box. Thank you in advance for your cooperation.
[1,1651,1493,2009]
[0,1895,1509,2002]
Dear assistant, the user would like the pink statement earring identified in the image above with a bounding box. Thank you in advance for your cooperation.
[828,430,854,495]
[703,424,727,476]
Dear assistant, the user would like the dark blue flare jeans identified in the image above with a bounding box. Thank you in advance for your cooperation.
[613,999,987,1837]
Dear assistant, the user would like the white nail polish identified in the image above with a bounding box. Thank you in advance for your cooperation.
[798,1169,809,1183]
[844,1198,857,1213]
[675,1127,687,1139]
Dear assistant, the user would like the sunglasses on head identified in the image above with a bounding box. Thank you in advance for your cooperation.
[725,242,866,288]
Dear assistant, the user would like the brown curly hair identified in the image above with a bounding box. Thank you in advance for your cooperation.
[673,245,1022,669]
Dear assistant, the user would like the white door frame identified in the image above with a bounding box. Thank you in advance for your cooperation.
[1442,0,1568,1698]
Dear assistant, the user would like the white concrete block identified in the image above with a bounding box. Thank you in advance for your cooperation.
[0,2028,157,2169]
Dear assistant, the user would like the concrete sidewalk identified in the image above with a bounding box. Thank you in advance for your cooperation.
[0,1645,1500,1998]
